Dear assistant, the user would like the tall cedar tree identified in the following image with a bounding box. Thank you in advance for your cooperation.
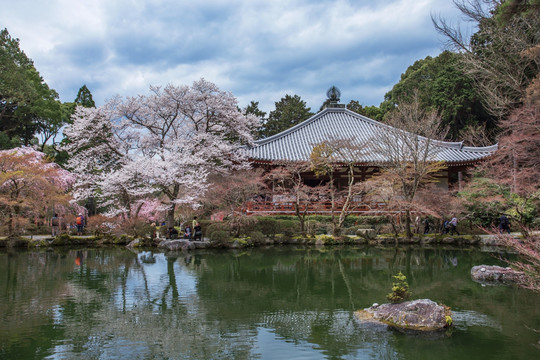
[259,94,312,138]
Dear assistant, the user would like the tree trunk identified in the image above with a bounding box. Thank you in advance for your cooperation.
[295,199,306,235]
[405,209,412,240]
[166,205,176,228]
[8,211,13,237]
[165,184,180,228]
[329,174,340,237]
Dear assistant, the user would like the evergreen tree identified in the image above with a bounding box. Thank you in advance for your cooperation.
[74,85,96,108]
[345,100,385,121]
[433,0,540,118]
[243,100,266,119]
[0,28,64,149]
[381,51,495,140]
[259,94,312,138]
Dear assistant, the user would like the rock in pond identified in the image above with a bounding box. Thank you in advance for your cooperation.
[471,265,526,286]
[158,239,195,251]
[355,299,452,332]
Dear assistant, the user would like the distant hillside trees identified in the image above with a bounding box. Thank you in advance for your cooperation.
[433,0,540,118]
[381,51,495,141]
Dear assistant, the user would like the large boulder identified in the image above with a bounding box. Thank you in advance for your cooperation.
[471,265,526,286]
[355,299,452,332]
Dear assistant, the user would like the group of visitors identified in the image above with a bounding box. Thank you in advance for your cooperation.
[53,211,510,240]
[166,216,203,241]
[421,216,459,235]
[51,212,86,237]
[441,217,460,235]
[421,214,511,235]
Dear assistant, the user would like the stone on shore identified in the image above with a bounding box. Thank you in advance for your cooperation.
[158,239,196,251]
[471,265,526,286]
[355,299,452,332]
[126,238,144,248]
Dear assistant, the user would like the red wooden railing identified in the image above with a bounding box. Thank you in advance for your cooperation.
[244,200,390,215]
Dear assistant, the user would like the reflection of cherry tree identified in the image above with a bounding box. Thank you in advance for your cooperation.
[0,147,74,235]
[63,79,259,224]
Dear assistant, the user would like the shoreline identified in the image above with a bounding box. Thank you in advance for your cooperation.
[0,232,520,251]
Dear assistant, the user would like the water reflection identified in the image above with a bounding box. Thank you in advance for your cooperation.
[0,246,539,359]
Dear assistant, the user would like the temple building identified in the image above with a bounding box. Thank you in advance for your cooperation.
[245,88,497,214]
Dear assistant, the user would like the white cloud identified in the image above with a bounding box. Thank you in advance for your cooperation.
[1,0,462,112]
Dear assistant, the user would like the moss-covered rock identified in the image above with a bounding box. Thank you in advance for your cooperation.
[356,299,452,332]
[315,234,334,245]
[51,233,71,245]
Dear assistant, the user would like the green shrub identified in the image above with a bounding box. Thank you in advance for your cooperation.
[248,231,265,244]
[306,215,333,224]
[233,216,259,236]
[254,217,278,236]
[275,219,300,239]
[530,218,540,230]
[356,216,388,226]
[306,220,329,235]
[205,222,229,236]
[386,272,411,303]
[52,233,71,245]
[209,230,231,244]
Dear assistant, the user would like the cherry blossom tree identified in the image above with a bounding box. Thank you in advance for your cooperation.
[0,147,74,236]
[63,79,259,225]
[267,161,326,235]
[202,169,267,236]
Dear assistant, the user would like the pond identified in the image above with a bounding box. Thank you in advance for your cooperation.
[1,246,539,359]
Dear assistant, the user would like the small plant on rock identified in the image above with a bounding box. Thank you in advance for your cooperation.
[386,272,411,303]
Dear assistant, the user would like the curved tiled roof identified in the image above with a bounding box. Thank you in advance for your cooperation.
[248,107,497,165]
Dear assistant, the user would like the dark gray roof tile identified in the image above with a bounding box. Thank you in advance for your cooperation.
[249,108,497,165]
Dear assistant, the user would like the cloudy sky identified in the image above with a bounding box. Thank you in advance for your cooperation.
[1,0,464,113]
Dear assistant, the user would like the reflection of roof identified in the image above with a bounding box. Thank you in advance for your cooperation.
[248,107,497,166]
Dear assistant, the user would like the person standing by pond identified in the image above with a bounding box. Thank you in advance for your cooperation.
[51,213,60,237]
[449,216,459,235]
[499,214,511,234]
[423,217,431,234]
[184,225,192,240]
[193,222,202,241]
[76,213,85,235]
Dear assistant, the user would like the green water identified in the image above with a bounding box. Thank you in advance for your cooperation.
[0,246,539,359]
